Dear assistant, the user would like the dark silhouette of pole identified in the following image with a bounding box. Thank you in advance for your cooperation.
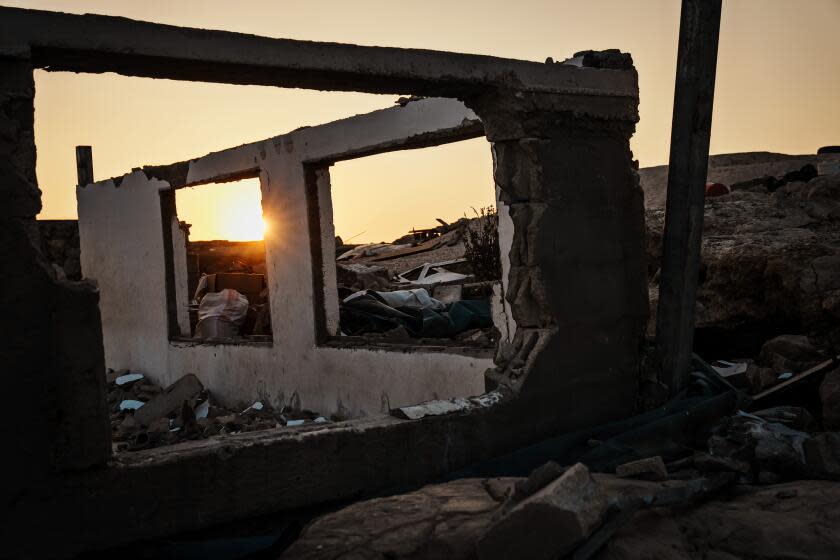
[655,0,722,395]
[76,145,93,187]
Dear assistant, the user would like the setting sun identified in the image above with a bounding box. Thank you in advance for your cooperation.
[175,178,265,241]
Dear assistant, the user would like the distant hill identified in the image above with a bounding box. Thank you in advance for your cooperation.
[639,151,840,209]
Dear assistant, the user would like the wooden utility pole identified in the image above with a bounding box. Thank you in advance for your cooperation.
[76,145,93,187]
[655,0,722,395]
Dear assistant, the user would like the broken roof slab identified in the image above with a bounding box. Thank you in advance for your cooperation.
[0,7,637,100]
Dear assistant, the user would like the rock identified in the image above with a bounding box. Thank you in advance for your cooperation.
[757,334,823,373]
[598,479,840,560]
[483,478,516,502]
[803,432,840,478]
[476,463,607,560]
[507,461,566,506]
[281,473,840,560]
[615,456,668,481]
[645,180,840,354]
[746,364,779,393]
[280,477,517,559]
[819,366,840,430]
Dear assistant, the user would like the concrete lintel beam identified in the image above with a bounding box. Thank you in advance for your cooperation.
[102,98,484,189]
[0,7,637,98]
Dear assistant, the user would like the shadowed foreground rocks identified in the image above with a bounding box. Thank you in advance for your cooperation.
[281,474,840,559]
[597,478,840,560]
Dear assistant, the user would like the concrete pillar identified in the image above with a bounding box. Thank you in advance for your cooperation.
[467,54,648,426]
[0,54,110,491]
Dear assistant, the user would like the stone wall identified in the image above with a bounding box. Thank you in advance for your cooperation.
[0,56,111,503]
[38,219,81,280]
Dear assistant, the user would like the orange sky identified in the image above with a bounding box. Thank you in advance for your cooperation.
[7,0,840,241]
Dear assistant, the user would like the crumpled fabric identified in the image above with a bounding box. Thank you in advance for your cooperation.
[340,288,492,337]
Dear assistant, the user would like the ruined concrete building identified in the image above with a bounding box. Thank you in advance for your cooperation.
[1,7,646,557]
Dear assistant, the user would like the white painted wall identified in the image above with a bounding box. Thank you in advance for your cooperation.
[78,98,513,416]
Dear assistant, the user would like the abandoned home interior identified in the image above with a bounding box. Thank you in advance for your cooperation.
[3,2,840,559]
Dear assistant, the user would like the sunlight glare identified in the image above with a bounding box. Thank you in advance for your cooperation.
[175,178,265,241]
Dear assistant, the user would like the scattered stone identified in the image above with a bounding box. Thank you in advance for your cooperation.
[507,461,566,507]
[615,456,668,481]
[758,335,823,374]
[476,463,607,560]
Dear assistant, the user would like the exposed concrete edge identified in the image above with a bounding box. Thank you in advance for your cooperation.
[95,97,484,189]
[1,7,638,98]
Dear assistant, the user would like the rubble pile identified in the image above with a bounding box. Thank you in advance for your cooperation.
[107,370,327,452]
[647,171,840,355]
[333,212,502,344]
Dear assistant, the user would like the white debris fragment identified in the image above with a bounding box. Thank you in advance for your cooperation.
[119,399,145,411]
[115,373,144,386]
[392,391,506,420]
[286,419,305,427]
[711,361,748,378]
[195,400,210,419]
[242,401,264,413]
[314,417,328,423]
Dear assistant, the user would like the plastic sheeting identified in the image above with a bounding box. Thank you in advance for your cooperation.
[195,288,249,338]
[340,288,492,338]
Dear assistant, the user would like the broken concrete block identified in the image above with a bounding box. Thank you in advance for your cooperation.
[511,461,566,502]
[615,456,668,481]
[476,463,607,560]
[134,374,203,426]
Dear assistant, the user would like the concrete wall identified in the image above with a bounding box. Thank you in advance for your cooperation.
[78,98,501,415]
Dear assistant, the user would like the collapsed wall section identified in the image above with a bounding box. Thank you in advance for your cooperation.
[468,60,648,428]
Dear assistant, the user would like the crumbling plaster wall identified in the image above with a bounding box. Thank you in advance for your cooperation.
[78,99,497,415]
